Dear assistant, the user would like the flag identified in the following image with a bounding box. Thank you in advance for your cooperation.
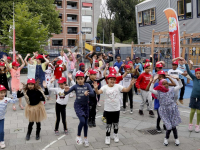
[13,2,16,61]
[164,8,180,59]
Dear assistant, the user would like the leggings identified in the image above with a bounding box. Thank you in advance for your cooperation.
[77,116,88,137]
[89,104,96,121]
[55,102,67,131]
[165,127,178,139]
[134,84,138,94]
[190,108,200,125]
[0,119,4,141]
[105,111,120,136]
[123,88,133,109]
[179,79,185,100]
[28,122,41,130]
[97,82,101,102]
[156,109,161,128]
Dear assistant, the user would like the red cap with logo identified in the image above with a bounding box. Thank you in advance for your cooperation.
[144,63,150,68]
[195,68,200,73]
[172,61,179,65]
[124,65,131,69]
[0,62,5,66]
[57,77,67,83]
[128,61,133,64]
[7,56,12,60]
[145,59,150,62]
[157,70,165,75]
[36,55,43,59]
[79,63,85,66]
[107,73,116,79]
[110,69,117,74]
[75,72,84,77]
[89,70,97,75]
[156,63,163,68]
[0,85,6,91]
[56,60,63,65]
[27,78,36,84]
[12,61,20,67]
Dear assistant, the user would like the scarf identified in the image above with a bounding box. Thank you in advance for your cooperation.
[152,79,169,99]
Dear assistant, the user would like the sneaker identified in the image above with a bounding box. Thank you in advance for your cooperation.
[175,139,180,146]
[139,110,144,115]
[88,120,93,128]
[105,136,110,145]
[84,138,89,147]
[163,138,168,146]
[113,134,119,143]
[64,130,68,135]
[96,109,98,112]
[69,93,73,98]
[130,109,133,114]
[126,102,128,107]
[92,121,96,127]
[188,124,193,132]
[0,141,5,149]
[195,125,200,133]
[55,130,59,136]
[97,102,101,107]
[163,124,166,130]
[179,99,183,104]
[149,110,155,118]
[156,126,162,133]
[76,137,83,145]
[123,108,126,114]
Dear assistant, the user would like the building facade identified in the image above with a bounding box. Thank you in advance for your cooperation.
[50,0,101,47]
[135,0,200,44]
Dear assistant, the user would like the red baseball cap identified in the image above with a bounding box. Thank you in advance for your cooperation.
[75,72,84,77]
[107,73,116,79]
[128,61,133,64]
[12,61,20,67]
[0,85,6,91]
[110,69,117,74]
[7,56,12,60]
[56,60,63,65]
[95,60,99,63]
[172,61,179,65]
[28,58,32,61]
[36,55,43,59]
[89,70,97,75]
[109,67,114,71]
[144,63,150,68]
[0,62,5,66]
[79,63,85,66]
[157,70,165,75]
[57,77,67,83]
[27,78,35,84]
[195,68,200,73]
[145,59,150,62]
[124,65,131,69]
[156,63,163,68]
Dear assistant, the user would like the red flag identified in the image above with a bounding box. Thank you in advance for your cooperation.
[164,8,180,59]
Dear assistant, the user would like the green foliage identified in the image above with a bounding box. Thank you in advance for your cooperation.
[0,3,49,54]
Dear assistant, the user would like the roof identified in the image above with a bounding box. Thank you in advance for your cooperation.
[136,0,152,6]
[92,43,132,48]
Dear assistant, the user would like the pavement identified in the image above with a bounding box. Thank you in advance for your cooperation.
[3,75,200,150]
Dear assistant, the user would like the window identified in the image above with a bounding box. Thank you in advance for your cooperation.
[67,14,78,22]
[54,0,62,8]
[82,27,92,34]
[67,1,77,9]
[52,39,63,46]
[58,13,62,20]
[198,0,200,17]
[68,39,75,47]
[82,16,92,22]
[61,26,63,33]
[177,0,192,20]
[82,2,92,10]
[67,27,78,34]
[138,8,156,27]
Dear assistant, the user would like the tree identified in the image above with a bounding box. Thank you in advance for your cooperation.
[0,3,49,54]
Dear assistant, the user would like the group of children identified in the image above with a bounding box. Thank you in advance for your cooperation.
[0,50,199,148]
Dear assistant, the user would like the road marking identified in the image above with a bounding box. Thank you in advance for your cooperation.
[42,135,66,150]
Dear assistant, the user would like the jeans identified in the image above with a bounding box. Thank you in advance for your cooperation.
[0,119,4,141]
[77,116,88,137]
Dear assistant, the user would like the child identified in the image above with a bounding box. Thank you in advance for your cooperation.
[5,54,25,111]
[24,53,36,79]
[150,77,182,146]
[0,60,9,93]
[64,72,94,147]
[94,74,135,145]
[183,58,200,132]
[53,60,66,88]
[0,85,18,148]
[22,79,48,141]
[135,63,154,117]
[6,56,12,95]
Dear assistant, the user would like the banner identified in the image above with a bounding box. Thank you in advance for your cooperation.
[164,8,180,59]
[85,43,93,51]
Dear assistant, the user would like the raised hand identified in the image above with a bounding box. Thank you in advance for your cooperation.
[3,55,7,62]
[43,54,46,59]
[18,54,22,59]
[50,76,56,83]
[43,81,47,88]
[130,78,136,86]
[64,86,70,92]
[84,90,89,96]
[93,81,98,89]
[68,73,72,79]
[27,53,30,57]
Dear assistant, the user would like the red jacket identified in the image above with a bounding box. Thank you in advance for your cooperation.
[136,72,152,90]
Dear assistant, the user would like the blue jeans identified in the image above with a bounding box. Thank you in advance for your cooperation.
[77,116,88,137]
[0,119,4,141]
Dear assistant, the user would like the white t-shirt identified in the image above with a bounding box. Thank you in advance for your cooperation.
[168,69,183,85]
[100,84,124,111]
[122,74,132,88]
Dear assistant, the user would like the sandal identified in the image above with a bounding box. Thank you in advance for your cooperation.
[12,106,16,111]
[19,104,24,110]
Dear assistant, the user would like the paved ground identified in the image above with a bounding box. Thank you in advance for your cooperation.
[3,75,200,150]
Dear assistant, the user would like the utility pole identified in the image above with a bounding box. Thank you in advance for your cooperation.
[103,28,105,53]
[112,33,115,63]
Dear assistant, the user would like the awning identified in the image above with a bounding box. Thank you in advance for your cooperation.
[92,43,132,48]
[82,2,92,7]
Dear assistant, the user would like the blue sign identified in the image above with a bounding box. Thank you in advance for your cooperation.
[96,47,101,52]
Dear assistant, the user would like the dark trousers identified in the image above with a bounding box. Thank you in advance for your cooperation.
[77,116,88,137]
[134,84,138,94]
[97,82,101,102]
[89,104,96,121]
[156,109,161,128]
[123,88,133,109]
[105,111,120,136]
[0,119,4,141]
[179,79,185,100]
[28,122,41,136]
[166,127,178,139]
[55,102,67,131]
[103,111,106,119]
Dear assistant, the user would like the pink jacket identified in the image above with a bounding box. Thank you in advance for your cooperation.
[64,53,77,70]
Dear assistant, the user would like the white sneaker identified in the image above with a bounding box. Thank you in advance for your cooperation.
[123,108,126,114]
[84,138,89,147]
[97,102,101,107]
[96,109,98,112]
[0,141,5,149]
[130,109,133,114]
[69,93,74,98]
[113,134,119,143]
[105,136,110,145]
[76,137,83,145]
[163,138,168,146]
[175,139,180,146]
[126,102,128,107]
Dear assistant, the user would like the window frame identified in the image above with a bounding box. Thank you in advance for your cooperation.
[82,16,92,22]
[52,39,63,46]
[138,12,142,23]
[197,0,200,18]
[67,27,78,34]
[178,0,184,16]
[177,0,193,20]
[150,8,155,21]
[138,7,156,27]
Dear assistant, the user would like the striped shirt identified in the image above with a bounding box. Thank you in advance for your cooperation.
[0,93,18,120]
